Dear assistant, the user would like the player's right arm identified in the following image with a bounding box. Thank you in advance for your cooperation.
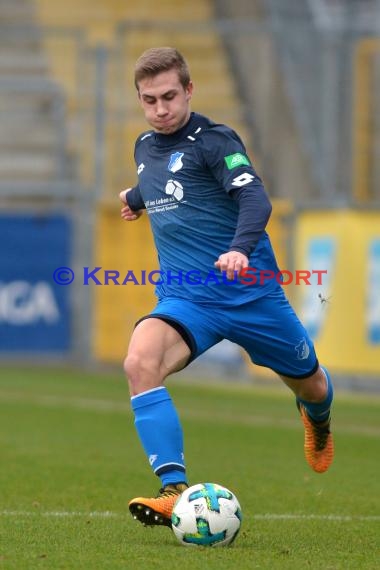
[119,186,145,221]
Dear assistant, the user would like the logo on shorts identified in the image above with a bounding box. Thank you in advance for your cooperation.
[295,338,310,360]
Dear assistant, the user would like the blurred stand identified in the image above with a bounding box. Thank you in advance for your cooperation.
[0,0,380,385]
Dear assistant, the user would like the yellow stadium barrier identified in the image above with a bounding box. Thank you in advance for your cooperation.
[294,210,380,375]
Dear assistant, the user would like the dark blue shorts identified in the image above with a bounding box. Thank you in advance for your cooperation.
[144,287,318,379]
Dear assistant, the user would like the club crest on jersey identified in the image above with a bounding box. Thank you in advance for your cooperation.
[168,152,184,173]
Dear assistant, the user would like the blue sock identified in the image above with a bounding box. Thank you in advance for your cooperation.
[297,366,333,423]
[131,387,188,487]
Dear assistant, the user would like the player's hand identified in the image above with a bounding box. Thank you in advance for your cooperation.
[214,251,249,280]
[119,189,143,221]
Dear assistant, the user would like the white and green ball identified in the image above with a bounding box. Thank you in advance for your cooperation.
[171,483,242,547]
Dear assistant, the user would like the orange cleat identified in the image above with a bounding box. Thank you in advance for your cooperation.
[298,403,334,473]
[129,483,188,527]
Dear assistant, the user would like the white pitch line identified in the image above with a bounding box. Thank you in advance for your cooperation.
[0,510,379,522]
[253,514,380,522]
[0,510,119,519]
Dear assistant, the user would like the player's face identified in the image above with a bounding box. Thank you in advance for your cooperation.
[137,69,193,134]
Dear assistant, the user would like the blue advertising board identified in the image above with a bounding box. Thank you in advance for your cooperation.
[0,213,71,352]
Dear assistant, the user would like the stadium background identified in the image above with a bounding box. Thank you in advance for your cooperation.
[1,0,380,386]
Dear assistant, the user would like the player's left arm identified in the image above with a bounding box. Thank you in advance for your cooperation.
[202,127,272,279]
[215,183,272,279]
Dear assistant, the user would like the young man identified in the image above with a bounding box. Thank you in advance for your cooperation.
[120,47,334,528]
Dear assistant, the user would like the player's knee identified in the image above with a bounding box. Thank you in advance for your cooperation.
[123,352,146,378]
[123,353,134,379]
[123,352,161,389]
[296,369,328,402]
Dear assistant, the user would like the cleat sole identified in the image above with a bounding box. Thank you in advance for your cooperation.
[129,502,172,528]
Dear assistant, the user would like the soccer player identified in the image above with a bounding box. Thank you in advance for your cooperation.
[120,47,334,528]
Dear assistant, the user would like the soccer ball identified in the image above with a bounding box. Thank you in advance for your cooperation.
[171,483,242,547]
[165,179,184,201]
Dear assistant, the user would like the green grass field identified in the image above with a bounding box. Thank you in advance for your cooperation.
[0,367,379,570]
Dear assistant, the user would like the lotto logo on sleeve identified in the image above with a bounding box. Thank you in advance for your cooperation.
[224,152,251,170]
[231,173,255,187]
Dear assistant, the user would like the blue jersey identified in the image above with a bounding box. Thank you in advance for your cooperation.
[132,112,280,306]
